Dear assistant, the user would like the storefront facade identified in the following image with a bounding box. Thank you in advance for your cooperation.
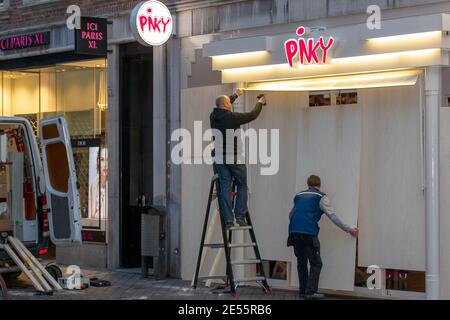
[172,0,450,300]
[3,0,450,300]
[0,1,170,273]
[0,19,111,268]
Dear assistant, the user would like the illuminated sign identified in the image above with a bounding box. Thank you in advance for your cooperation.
[284,26,335,67]
[75,17,108,56]
[0,32,50,51]
[130,0,173,46]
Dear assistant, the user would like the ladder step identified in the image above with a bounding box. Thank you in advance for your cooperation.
[198,275,228,281]
[204,243,225,249]
[229,243,256,248]
[231,259,261,265]
[229,226,253,231]
[235,276,266,283]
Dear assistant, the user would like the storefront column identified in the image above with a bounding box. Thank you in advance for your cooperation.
[153,44,167,207]
[107,44,121,269]
[425,66,441,300]
[167,38,182,278]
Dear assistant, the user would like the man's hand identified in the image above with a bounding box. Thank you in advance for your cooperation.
[236,88,245,97]
[349,227,359,238]
[258,95,267,106]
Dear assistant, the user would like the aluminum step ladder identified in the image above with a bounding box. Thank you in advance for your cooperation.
[192,170,271,297]
[0,236,62,294]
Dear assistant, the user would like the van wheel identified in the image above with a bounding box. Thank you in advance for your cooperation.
[0,274,8,300]
[45,265,62,281]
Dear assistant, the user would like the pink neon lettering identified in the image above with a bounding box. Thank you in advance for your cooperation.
[284,26,335,67]
[299,38,320,64]
[284,40,298,68]
[319,36,334,63]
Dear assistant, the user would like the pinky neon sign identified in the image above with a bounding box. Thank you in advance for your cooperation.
[284,27,335,67]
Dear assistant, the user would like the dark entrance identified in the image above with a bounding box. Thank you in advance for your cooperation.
[119,43,153,268]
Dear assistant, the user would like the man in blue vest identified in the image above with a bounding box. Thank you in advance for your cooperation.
[288,175,359,300]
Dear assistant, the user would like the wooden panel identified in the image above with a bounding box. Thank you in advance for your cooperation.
[358,83,425,271]
[440,107,450,299]
[180,84,232,280]
[290,106,361,292]
[246,91,306,262]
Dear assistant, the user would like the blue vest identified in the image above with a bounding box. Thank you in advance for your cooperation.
[288,188,325,236]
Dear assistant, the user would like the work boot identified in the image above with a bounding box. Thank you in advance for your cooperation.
[304,293,325,300]
[236,218,248,227]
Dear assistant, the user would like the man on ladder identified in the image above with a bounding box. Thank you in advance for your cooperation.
[210,90,267,228]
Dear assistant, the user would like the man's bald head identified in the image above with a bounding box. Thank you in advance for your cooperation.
[216,95,232,110]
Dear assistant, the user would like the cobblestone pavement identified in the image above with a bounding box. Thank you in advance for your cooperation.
[4,266,354,300]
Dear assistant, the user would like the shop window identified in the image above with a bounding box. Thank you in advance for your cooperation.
[257,260,287,280]
[309,90,359,107]
[309,92,331,107]
[337,90,358,105]
[0,59,108,242]
[444,96,450,107]
[386,269,425,292]
[354,266,425,293]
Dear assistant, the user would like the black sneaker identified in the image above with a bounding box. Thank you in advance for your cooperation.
[236,218,248,227]
[304,293,325,300]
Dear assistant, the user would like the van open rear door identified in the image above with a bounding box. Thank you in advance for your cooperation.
[39,117,82,245]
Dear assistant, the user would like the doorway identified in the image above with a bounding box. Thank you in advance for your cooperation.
[119,43,153,268]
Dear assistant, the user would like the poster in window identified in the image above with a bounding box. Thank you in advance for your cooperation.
[88,147,108,225]
[309,92,331,107]
[337,91,358,105]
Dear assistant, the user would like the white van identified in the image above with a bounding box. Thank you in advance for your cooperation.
[0,116,81,278]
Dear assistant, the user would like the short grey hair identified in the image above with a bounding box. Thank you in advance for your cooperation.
[215,95,228,108]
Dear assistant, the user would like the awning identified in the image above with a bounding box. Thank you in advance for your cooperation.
[246,69,421,91]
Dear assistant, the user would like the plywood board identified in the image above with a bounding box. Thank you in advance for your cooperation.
[290,106,361,292]
[246,91,307,262]
[358,84,425,271]
[440,68,450,299]
[440,101,450,299]
[180,85,232,280]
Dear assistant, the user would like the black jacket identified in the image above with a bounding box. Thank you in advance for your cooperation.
[210,94,263,162]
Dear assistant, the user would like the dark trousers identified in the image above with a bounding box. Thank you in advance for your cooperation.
[215,164,248,224]
[290,233,323,295]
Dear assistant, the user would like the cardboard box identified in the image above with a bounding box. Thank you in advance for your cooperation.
[0,217,13,232]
